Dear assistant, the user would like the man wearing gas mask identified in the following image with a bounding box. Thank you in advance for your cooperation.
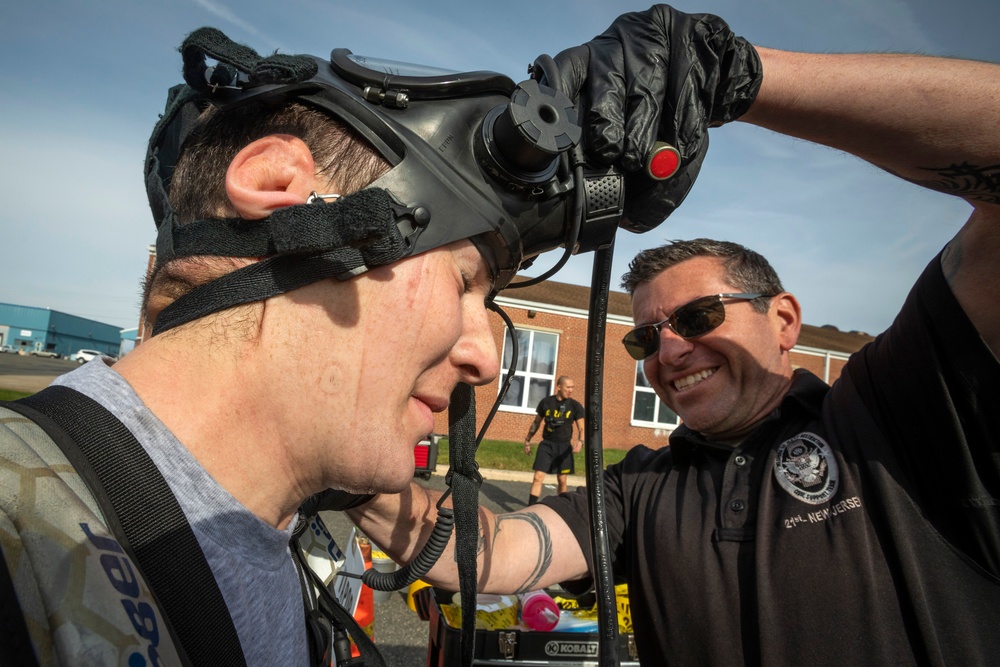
[349,4,1000,665]
[0,28,510,667]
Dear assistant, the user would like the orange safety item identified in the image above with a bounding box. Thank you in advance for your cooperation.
[351,537,375,658]
[406,579,432,613]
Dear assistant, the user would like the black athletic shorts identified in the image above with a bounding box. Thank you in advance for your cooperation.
[533,439,574,475]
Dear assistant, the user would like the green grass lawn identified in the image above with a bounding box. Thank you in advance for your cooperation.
[435,438,628,473]
[0,389,32,402]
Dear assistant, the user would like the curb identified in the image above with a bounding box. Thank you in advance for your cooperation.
[432,464,586,487]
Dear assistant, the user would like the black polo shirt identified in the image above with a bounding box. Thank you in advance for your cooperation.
[543,254,1000,665]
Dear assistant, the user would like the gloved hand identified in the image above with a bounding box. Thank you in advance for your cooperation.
[549,5,762,232]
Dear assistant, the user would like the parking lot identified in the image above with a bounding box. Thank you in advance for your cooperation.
[0,352,78,392]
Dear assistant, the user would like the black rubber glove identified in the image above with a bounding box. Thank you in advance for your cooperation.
[550,5,762,232]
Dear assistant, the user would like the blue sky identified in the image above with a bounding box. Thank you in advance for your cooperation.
[1,0,997,334]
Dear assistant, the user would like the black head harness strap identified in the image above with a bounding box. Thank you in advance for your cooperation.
[145,25,319,249]
[180,26,319,91]
[145,28,425,335]
[152,189,416,335]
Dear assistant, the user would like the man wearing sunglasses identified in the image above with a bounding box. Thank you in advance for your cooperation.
[349,3,1000,664]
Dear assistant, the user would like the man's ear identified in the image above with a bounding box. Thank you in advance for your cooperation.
[771,292,802,353]
[226,135,317,219]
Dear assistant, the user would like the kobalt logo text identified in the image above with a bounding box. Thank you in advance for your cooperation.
[545,640,599,657]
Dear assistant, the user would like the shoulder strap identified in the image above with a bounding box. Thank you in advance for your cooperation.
[6,386,246,667]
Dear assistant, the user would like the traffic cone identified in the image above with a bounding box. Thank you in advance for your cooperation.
[351,536,375,658]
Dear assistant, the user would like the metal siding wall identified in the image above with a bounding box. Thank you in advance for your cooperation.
[49,311,122,356]
[0,303,122,357]
[0,303,52,329]
[0,303,54,350]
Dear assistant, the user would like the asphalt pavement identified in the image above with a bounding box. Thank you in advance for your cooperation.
[0,352,78,392]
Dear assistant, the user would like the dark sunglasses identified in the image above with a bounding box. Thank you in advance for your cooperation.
[622,293,770,360]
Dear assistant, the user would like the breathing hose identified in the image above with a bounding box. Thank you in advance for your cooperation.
[584,240,621,667]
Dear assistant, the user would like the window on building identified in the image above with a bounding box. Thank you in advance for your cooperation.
[631,361,680,428]
[499,328,559,412]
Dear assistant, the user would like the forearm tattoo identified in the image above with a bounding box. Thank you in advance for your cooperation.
[909,162,1000,205]
[493,512,553,593]
[476,508,488,556]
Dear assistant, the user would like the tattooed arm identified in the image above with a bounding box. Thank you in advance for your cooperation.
[346,483,590,593]
[741,48,1000,353]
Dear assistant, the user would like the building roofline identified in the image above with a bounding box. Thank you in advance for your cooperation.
[497,277,875,355]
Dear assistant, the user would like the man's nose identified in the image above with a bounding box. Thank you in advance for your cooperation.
[656,325,695,365]
[455,303,500,386]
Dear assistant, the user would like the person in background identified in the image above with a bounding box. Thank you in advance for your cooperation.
[523,375,584,504]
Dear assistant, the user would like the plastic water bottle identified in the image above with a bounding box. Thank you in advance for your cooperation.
[519,589,560,632]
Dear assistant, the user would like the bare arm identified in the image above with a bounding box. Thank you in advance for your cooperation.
[572,418,585,453]
[742,48,1000,352]
[346,482,589,594]
[524,414,542,454]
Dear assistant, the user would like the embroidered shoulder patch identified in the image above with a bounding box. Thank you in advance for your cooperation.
[774,432,839,505]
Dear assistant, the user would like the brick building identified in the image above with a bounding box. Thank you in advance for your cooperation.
[437,278,874,451]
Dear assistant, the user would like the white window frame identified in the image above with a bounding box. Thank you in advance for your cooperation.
[497,327,560,414]
[630,361,680,429]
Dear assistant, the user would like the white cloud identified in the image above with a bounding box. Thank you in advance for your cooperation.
[188,0,282,50]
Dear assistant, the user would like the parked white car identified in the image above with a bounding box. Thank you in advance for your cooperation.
[70,349,102,364]
[0,344,16,354]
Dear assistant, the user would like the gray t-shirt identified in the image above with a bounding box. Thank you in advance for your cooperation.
[54,360,309,666]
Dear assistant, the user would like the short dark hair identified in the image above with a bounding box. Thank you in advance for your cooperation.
[620,238,783,313]
[169,101,388,223]
[142,101,390,327]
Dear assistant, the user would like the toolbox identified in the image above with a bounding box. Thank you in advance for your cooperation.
[419,587,640,666]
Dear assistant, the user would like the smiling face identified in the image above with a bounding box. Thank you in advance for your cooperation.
[631,255,801,442]
[262,239,500,495]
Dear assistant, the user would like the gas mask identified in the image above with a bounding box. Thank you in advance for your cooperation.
[143,27,641,666]
[144,27,626,334]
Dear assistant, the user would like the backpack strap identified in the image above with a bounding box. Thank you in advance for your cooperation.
[6,386,246,667]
